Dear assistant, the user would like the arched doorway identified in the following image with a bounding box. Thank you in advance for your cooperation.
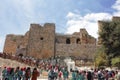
[66,38,71,44]
[76,38,81,44]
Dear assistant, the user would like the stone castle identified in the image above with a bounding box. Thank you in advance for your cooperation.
[3,23,97,59]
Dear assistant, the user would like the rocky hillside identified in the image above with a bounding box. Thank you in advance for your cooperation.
[0,57,28,68]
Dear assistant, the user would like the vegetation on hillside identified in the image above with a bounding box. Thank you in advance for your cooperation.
[95,20,120,68]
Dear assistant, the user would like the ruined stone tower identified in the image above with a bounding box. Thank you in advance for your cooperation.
[27,23,55,59]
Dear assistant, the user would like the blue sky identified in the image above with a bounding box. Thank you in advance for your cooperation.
[0,0,120,52]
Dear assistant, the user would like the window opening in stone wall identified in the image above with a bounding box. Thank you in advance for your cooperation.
[55,38,59,43]
[76,38,81,44]
[66,38,70,44]
[40,37,43,40]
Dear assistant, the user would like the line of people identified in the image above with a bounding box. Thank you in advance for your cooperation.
[1,64,120,80]
[47,66,120,80]
[1,66,39,80]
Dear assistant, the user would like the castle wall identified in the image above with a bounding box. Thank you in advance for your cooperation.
[56,29,96,45]
[56,35,68,44]
[27,23,55,59]
[56,35,79,44]
[56,43,97,59]
[55,29,96,59]
[3,23,96,59]
[3,34,28,55]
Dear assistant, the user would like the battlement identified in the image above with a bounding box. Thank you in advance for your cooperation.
[44,23,55,27]
[80,28,88,34]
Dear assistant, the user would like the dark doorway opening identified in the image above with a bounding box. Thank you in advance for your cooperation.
[66,38,70,44]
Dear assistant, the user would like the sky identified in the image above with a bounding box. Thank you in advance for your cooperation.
[0,0,120,52]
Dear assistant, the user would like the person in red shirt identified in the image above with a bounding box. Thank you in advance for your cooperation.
[58,69,62,80]
[31,68,39,80]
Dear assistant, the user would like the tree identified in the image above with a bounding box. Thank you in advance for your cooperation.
[94,46,107,67]
[99,20,120,66]
[111,57,120,68]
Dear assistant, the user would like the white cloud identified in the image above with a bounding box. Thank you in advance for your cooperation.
[0,0,36,52]
[112,0,120,16]
[66,0,120,39]
[0,37,5,52]
[66,12,112,38]
[66,12,82,20]
[11,0,35,18]
[112,0,120,10]
[84,13,112,21]
[0,38,2,45]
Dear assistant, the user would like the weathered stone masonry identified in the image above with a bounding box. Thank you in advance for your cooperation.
[3,23,97,59]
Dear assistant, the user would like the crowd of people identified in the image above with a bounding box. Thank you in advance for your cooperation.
[1,66,39,80]
[0,53,120,80]
[47,66,120,80]
[0,65,120,80]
